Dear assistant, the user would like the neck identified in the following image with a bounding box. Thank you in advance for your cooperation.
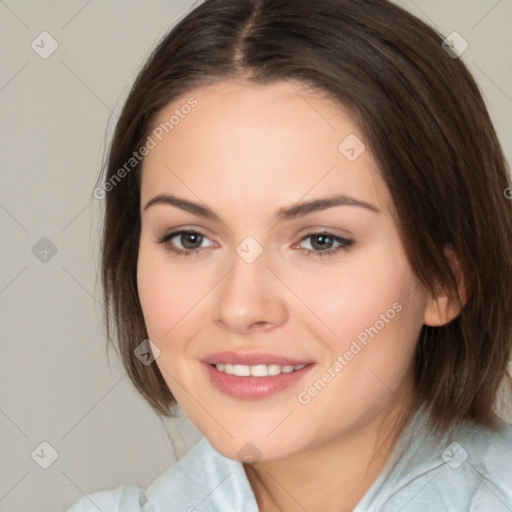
[244,401,412,512]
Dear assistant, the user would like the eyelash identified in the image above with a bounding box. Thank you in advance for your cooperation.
[298,232,354,258]
[156,229,354,258]
[156,229,209,258]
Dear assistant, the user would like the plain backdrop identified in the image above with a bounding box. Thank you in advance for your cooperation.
[1,1,511,511]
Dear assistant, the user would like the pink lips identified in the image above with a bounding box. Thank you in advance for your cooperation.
[203,351,314,400]
[203,351,310,366]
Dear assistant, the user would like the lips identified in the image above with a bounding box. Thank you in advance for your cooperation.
[203,351,311,367]
[203,351,314,400]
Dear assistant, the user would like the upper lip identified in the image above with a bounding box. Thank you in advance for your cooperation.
[203,351,313,366]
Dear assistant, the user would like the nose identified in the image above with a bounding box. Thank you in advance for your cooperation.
[211,252,288,335]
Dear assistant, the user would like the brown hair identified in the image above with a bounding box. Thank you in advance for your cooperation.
[97,0,512,433]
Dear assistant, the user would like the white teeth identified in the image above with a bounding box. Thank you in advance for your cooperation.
[233,364,251,376]
[267,364,282,376]
[214,363,306,377]
[250,364,268,377]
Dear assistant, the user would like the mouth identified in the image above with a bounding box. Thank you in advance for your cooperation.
[213,363,307,377]
[203,352,314,400]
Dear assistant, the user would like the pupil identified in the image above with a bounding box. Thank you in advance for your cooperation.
[312,234,333,251]
[182,233,202,249]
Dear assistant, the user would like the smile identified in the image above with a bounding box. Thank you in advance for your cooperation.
[204,357,314,400]
[214,363,307,377]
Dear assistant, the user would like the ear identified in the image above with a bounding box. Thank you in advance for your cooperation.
[423,245,468,327]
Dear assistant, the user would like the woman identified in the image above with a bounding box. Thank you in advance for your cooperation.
[68,0,512,510]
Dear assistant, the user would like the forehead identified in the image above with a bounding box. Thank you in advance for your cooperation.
[141,79,391,216]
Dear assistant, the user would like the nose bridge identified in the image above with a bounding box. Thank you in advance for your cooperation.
[222,244,270,301]
[211,240,287,332]
[220,233,269,289]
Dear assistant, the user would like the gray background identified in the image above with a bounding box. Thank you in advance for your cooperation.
[0,1,511,511]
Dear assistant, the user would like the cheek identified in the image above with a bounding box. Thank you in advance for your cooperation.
[136,242,206,341]
[291,248,419,346]
[137,246,211,399]
[293,246,425,399]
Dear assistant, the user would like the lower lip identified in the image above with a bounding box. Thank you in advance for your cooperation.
[204,363,314,400]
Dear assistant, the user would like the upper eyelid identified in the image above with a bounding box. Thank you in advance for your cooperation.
[161,226,214,239]
[161,228,214,243]
[294,232,353,249]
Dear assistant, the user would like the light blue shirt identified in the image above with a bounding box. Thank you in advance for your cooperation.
[66,409,512,511]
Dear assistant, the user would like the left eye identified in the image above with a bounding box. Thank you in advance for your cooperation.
[297,232,353,253]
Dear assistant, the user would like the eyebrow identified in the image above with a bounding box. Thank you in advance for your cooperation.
[143,193,380,220]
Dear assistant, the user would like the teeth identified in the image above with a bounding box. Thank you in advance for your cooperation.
[214,363,306,377]
[251,364,269,377]
[267,364,282,376]
[233,364,251,376]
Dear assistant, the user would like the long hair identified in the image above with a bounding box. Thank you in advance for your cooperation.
[97,0,512,434]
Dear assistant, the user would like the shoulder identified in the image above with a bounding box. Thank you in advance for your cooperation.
[448,417,512,507]
[357,413,512,512]
[65,437,257,512]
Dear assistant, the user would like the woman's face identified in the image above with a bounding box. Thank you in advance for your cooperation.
[137,79,431,461]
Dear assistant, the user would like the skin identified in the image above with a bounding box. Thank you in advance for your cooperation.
[137,79,461,512]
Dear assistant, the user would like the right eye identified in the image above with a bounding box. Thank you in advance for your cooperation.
[157,229,215,256]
